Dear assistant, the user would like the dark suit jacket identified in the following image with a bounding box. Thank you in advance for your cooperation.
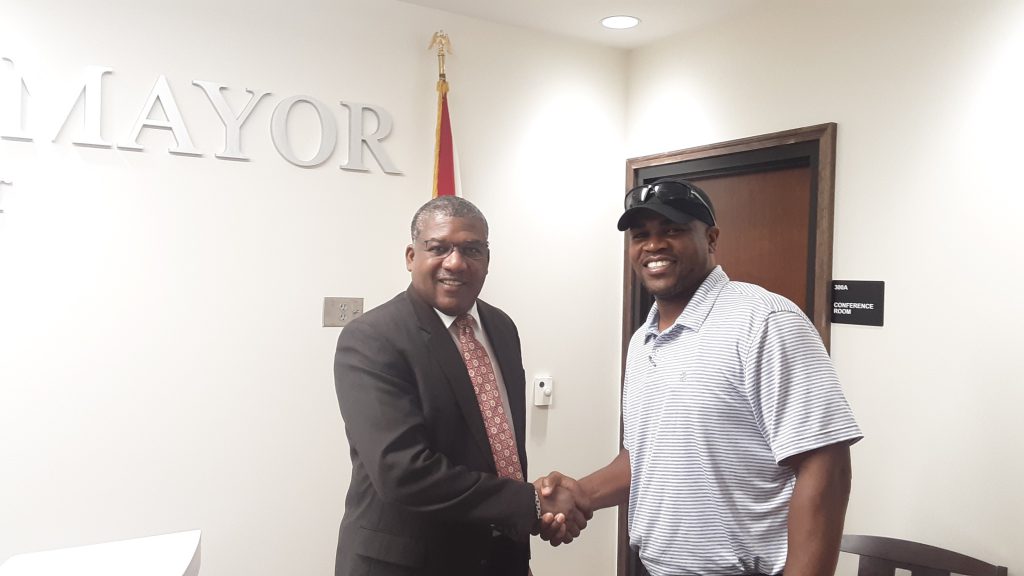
[334,286,534,576]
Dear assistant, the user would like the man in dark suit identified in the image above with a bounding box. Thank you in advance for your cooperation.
[333,196,588,576]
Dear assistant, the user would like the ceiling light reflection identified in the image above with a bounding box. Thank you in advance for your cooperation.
[601,15,640,30]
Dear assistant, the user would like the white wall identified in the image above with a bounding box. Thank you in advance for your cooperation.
[627,0,1024,572]
[0,1,626,575]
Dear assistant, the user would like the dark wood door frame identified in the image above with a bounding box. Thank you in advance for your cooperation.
[616,123,837,576]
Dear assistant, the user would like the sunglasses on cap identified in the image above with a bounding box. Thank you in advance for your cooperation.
[623,180,717,226]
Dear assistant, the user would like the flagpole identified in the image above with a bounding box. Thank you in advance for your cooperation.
[430,31,456,197]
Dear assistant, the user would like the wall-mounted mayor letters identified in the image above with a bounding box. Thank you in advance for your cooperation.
[0,57,402,174]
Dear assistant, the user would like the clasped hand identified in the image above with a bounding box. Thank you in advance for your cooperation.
[531,471,593,546]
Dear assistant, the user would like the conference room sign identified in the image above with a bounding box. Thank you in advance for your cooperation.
[831,280,884,327]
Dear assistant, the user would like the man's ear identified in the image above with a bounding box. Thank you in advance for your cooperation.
[405,244,415,271]
[706,226,720,253]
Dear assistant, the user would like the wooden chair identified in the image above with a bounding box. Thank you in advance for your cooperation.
[840,535,1008,576]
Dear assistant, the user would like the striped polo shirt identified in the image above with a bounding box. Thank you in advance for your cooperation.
[623,266,862,576]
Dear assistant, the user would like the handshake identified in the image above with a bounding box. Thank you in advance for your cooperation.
[531,471,593,546]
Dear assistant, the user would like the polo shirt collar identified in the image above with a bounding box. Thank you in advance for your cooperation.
[644,265,729,339]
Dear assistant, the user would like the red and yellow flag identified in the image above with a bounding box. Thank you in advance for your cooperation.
[431,31,457,197]
[433,76,456,197]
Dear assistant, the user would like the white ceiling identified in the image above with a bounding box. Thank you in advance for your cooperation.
[397,0,763,49]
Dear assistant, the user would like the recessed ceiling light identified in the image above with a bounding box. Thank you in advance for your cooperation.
[601,15,640,30]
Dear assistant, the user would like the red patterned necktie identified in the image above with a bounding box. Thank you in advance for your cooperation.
[454,314,524,481]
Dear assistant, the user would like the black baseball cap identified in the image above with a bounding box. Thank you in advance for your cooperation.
[616,177,717,231]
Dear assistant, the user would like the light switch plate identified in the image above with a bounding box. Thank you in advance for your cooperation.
[323,297,364,327]
[533,377,553,407]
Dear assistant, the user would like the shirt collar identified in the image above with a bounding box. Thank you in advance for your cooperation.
[435,302,480,331]
[644,265,729,339]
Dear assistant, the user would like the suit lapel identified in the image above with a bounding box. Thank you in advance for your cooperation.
[405,287,494,471]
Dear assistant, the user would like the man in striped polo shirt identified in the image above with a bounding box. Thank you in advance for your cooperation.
[540,178,862,575]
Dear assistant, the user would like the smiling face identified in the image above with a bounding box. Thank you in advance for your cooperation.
[627,210,719,322]
[406,214,489,316]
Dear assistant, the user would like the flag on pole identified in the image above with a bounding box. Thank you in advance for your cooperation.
[433,80,456,197]
[431,31,457,197]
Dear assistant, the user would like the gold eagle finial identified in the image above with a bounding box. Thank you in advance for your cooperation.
[429,31,452,77]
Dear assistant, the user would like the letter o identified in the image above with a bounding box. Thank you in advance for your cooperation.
[271,95,337,167]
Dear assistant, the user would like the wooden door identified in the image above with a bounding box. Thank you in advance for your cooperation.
[691,166,814,312]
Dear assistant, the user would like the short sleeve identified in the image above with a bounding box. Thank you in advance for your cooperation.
[743,310,863,464]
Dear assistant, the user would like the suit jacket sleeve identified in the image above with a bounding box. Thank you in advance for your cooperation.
[334,307,537,541]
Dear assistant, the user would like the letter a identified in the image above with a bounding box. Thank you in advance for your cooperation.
[119,75,201,156]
